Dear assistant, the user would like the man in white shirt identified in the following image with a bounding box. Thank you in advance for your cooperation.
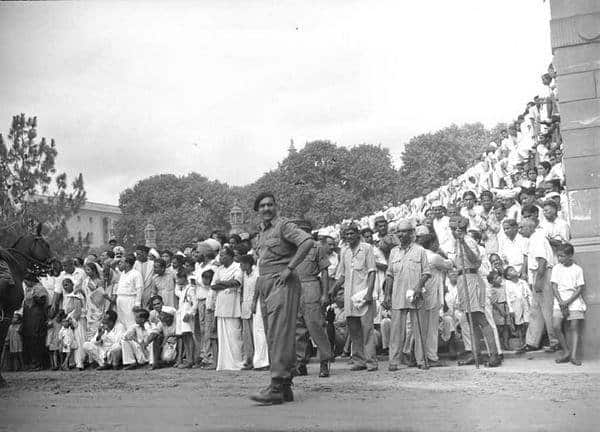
[134,245,154,309]
[498,219,528,276]
[115,254,144,329]
[83,310,124,370]
[518,212,558,352]
[432,201,454,255]
[540,200,571,264]
[239,255,258,370]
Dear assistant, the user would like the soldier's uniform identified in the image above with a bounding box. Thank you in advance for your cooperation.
[295,240,334,373]
[256,217,312,382]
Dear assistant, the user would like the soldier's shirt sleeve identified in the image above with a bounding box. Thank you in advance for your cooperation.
[317,245,331,272]
[280,220,312,247]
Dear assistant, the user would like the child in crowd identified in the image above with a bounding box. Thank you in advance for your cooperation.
[5,312,24,371]
[551,243,586,366]
[121,308,151,370]
[440,269,461,359]
[487,271,513,351]
[147,307,178,369]
[201,269,218,369]
[59,317,77,371]
[62,277,86,370]
[174,272,197,368]
[503,266,530,346]
[46,309,65,371]
[326,288,347,356]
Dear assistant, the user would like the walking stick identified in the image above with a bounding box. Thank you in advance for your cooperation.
[413,297,428,369]
[459,239,479,369]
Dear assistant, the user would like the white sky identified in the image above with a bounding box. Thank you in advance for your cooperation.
[0,0,552,205]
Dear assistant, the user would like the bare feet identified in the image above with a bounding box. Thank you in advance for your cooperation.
[555,352,570,363]
[570,358,582,366]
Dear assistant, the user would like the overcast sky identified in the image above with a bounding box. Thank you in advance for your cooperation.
[0,1,552,205]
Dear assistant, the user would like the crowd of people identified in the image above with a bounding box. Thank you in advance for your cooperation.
[2,63,587,379]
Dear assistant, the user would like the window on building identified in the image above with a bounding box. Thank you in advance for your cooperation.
[89,217,93,224]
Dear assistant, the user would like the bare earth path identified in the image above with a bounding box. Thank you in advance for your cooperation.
[1,357,599,432]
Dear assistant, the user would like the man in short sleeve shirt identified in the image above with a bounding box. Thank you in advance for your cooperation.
[335,223,378,371]
[250,193,314,405]
[519,212,558,352]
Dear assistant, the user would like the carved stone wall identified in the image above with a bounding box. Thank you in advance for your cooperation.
[550,0,600,358]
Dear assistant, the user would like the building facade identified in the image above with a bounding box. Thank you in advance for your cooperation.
[65,201,121,248]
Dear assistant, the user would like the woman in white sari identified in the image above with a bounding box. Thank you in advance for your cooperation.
[83,263,106,342]
[212,246,244,371]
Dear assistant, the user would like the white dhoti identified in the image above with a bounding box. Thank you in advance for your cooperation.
[83,341,122,366]
[121,340,149,365]
[116,295,136,329]
[252,302,269,369]
[216,317,244,371]
[72,318,87,368]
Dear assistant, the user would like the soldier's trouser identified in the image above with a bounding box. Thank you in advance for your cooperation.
[296,280,334,365]
[257,271,301,380]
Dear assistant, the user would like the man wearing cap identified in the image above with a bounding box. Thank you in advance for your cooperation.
[294,220,334,378]
[383,220,431,371]
[335,223,378,371]
[450,216,501,367]
[250,193,314,405]
[134,245,154,309]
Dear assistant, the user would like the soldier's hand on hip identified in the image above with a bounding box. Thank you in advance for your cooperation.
[277,267,292,284]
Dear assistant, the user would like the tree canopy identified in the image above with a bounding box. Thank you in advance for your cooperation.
[398,123,496,199]
[0,114,86,256]
[114,173,236,250]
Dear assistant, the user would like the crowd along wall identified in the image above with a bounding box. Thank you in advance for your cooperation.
[550,0,600,358]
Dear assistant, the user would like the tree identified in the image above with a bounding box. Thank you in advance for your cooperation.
[114,173,235,250]
[398,123,492,200]
[0,114,86,255]
[246,140,401,225]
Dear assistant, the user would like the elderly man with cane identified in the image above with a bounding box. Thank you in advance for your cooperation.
[450,216,501,368]
[382,219,431,371]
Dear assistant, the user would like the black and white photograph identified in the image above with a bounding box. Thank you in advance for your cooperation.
[1,1,599,431]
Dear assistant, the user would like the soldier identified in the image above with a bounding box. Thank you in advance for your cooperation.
[293,219,334,378]
[250,193,314,405]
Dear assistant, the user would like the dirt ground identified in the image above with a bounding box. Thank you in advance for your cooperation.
[1,356,599,432]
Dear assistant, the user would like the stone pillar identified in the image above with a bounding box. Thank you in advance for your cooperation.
[550,0,600,358]
[144,222,157,249]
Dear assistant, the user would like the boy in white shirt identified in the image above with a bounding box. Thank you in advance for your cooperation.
[121,308,151,370]
[551,243,586,366]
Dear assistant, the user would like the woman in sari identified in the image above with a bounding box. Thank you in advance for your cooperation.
[21,272,48,371]
[83,262,106,342]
